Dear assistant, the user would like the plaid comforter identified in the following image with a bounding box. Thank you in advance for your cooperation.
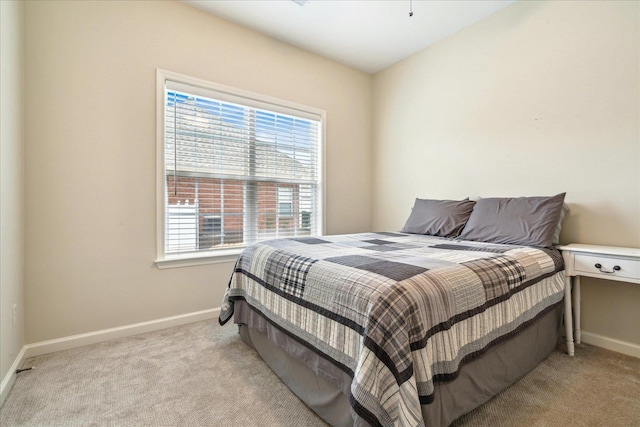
[219,233,565,427]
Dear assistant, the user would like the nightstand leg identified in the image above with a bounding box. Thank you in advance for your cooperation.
[573,276,581,344]
[564,276,575,356]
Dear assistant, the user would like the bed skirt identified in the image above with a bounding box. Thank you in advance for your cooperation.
[234,300,562,427]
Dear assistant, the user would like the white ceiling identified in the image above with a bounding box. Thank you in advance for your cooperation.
[182,0,517,74]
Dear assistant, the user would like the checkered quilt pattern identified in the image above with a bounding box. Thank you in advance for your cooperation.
[219,233,565,427]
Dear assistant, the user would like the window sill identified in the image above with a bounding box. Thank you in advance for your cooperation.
[155,249,242,269]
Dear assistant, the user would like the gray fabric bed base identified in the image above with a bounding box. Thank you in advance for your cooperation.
[234,300,562,427]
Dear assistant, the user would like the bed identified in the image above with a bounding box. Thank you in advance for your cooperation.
[219,194,569,427]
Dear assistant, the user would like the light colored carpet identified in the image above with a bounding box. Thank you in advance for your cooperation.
[1,319,639,426]
[1,321,327,427]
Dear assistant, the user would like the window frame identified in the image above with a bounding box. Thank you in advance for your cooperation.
[155,69,326,269]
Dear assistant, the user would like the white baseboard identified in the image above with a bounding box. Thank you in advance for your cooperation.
[0,346,27,408]
[1,308,220,408]
[580,330,640,358]
[23,307,220,360]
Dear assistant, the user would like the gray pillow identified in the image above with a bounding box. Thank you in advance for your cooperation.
[552,203,569,245]
[458,193,566,247]
[402,198,476,238]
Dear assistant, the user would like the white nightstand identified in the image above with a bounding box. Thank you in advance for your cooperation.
[557,244,640,356]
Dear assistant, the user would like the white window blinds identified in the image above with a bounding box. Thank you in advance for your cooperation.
[161,75,323,257]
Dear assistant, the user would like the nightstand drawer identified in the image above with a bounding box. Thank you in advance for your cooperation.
[573,253,640,281]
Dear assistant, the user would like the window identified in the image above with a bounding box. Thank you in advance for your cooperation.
[277,187,293,217]
[156,70,324,267]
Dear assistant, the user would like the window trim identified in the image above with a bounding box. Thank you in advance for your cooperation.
[155,69,326,268]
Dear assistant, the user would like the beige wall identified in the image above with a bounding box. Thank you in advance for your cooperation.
[372,1,639,345]
[23,0,372,343]
[17,0,640,351]
[1,0,26,392]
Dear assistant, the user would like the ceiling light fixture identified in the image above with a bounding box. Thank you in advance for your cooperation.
[409,0,414,17]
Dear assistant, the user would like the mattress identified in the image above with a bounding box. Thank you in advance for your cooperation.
[220,232,566,426]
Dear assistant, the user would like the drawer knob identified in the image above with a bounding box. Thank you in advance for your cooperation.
[594,263,621,274]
